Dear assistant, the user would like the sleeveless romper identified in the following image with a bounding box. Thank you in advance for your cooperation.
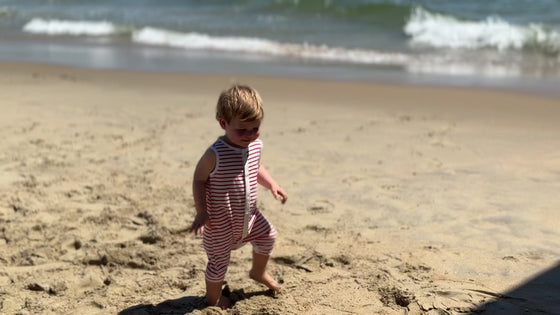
[203,137,277,282]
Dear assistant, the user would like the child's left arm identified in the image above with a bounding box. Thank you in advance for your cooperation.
[257,165,288,204]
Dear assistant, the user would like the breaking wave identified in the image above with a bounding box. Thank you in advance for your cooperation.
[405,7,560,54]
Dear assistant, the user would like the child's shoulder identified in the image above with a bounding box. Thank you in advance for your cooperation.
[252,138,263,146]
[194,147,217,177]
[211,136,224,147]
[201,146,216,161]
[249,139,263,152]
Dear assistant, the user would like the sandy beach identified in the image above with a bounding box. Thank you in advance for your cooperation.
[0,62,559,315]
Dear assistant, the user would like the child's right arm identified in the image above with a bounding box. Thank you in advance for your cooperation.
[189,148,216,235]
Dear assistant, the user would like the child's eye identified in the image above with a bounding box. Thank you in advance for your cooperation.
[235,127,259,135]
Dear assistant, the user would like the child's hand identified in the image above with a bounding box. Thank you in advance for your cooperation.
[271,185,288,204]
[190,212,209,235]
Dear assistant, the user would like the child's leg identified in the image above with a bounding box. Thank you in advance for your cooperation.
[205,280,230,308]
[249,251,280,290]
[245,211,279,290]
[203,236,232,308]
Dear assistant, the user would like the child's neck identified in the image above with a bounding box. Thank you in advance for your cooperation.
[221,135,247,149]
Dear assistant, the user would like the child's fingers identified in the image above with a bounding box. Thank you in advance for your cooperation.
[190,221,204,235]
[280,191,288,204]
[193,226,203,236]
[276,189,287,204]
[271,187,287,204]
[189,224,197,234]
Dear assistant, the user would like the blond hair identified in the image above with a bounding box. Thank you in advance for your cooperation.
[216,85,264,123]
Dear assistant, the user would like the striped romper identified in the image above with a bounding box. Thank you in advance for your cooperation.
[203,137,277,283]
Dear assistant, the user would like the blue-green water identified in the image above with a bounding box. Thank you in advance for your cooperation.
[1,0,559,95]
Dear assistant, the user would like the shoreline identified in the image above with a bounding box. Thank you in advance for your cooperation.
[1,36,560,100]
[2,60,560,105]
[1,60,559,314]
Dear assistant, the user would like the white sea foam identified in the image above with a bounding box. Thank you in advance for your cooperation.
[407,58,522,77]
[405,7,560,52]
[23,18,119,36]
[18,18,557,78]
[132,27,550,77]
[132,27,410,66]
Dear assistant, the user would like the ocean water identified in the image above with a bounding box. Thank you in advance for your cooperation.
[0,0,559,96]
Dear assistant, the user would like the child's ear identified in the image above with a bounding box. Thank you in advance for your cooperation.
[219,118,227,130]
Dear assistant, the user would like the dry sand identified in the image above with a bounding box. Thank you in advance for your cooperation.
[0,62,559,315]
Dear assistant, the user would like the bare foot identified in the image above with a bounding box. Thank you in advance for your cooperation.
[249,270,280,291]
[217,296,231,309]
[205,295,231,309]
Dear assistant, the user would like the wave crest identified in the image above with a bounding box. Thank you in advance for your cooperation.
[404,6,560,54]
[23,18,127,36]
[132,27,410,65]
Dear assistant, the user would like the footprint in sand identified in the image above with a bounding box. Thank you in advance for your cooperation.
[304,225,331,234]
[502,255,519,262]
[273,252,328,272]
[341,176,364,186]
[27,281,68,296]
[307,200,334,214]
[397,263,432,281]
[427,124,459,149]
[378,286,414,308]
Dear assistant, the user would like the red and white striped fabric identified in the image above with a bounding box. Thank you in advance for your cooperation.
[203,137,277,282]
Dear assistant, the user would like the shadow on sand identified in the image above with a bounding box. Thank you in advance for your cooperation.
[474,262,560,314]
[118,286,274,315]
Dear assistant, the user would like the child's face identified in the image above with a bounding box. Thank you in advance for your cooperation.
[220,117,261,148]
